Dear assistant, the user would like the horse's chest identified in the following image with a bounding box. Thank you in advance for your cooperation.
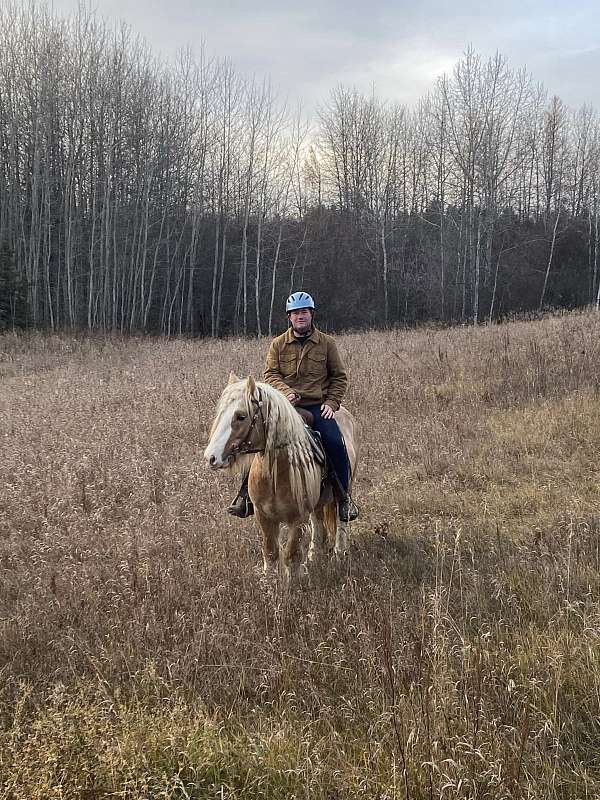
[249,467,298,520]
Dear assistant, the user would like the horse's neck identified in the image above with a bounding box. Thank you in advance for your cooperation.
[256,446,298,477]
[249,426,323,515]
[256,438,321,486]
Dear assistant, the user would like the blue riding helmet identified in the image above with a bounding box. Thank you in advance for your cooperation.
[286,291,315,312]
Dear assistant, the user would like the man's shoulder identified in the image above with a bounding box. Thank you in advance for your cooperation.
[312,328,337,347]
[269,330,291,349]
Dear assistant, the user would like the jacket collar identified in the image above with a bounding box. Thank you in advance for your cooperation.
[284,326,321,345]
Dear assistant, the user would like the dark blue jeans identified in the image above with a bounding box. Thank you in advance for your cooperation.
[302,404,350,492]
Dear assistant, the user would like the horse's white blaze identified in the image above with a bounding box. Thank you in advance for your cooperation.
[203,406,235,467]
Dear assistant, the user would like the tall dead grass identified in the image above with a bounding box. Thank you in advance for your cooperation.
[1,311,600,798]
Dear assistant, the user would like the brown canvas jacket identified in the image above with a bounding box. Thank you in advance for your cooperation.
[263,327,348,411]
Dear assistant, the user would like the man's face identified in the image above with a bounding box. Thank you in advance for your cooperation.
[289,308,312,335]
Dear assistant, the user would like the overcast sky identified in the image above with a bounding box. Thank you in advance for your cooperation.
[47,0,600,112]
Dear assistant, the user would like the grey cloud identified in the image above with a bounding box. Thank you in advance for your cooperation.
[45,0,600,109]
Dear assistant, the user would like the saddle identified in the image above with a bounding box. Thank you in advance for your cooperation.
[295,407,326,467]
[295,407,315,428]
[294,407,355,515]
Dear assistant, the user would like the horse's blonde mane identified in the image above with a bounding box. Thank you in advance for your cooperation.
[257,382,322,511]
[213,379,322,509]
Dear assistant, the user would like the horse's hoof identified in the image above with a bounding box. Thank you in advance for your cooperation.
[260,560,279,583]
[284,561,307,586]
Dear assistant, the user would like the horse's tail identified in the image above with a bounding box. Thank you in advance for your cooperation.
[324,501,337,543]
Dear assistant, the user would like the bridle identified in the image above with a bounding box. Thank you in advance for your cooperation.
[228,388,298,458]
[229,389,267,456]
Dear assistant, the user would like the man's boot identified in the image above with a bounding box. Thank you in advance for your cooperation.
[330,471,358,522]
[227,474,254,518]
[338,496,359,523]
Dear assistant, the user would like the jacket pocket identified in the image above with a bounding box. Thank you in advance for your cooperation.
[279,354,297,378]
[305,351,326,376]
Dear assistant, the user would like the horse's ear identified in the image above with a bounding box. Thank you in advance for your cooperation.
[228,371,239,385]
[246,375,257,396]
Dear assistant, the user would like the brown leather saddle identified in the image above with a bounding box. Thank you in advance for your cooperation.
[295,407,315,428]
[295,407,326,467]
[295,407,350,506]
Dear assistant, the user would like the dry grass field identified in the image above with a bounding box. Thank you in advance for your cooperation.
[1,311,600,799]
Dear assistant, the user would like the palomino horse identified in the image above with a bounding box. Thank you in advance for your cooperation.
[204,374,359,581]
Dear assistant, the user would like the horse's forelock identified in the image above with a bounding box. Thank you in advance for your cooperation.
[210,380,251,437]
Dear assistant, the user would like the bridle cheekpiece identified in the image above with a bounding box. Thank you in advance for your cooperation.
[230,388,266,456]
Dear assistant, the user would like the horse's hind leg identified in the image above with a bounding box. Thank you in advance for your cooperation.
[320,501,346,560]
[335,519,348,560]
[307,508,327,565]
[256,511,280,576]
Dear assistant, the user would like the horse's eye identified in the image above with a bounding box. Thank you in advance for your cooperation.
[236,413,247,422]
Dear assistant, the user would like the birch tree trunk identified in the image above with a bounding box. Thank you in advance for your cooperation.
[539,208,561,310]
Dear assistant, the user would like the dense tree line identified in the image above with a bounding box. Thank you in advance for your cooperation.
[0,3,599,334]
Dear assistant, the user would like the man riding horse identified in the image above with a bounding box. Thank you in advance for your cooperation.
[228,291,359,523]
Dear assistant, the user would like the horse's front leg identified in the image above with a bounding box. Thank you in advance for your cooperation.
[283,521,308,583]
[255,510,280,576]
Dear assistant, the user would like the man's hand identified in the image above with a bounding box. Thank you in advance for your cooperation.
[321,403,335,420]
[286,392,300,405]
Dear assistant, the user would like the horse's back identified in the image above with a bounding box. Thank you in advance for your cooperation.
[336,406,359,478]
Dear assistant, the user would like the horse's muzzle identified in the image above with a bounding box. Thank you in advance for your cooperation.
[206,452,233,470]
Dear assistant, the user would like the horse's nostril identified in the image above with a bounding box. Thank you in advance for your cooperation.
[209,455,216,466]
